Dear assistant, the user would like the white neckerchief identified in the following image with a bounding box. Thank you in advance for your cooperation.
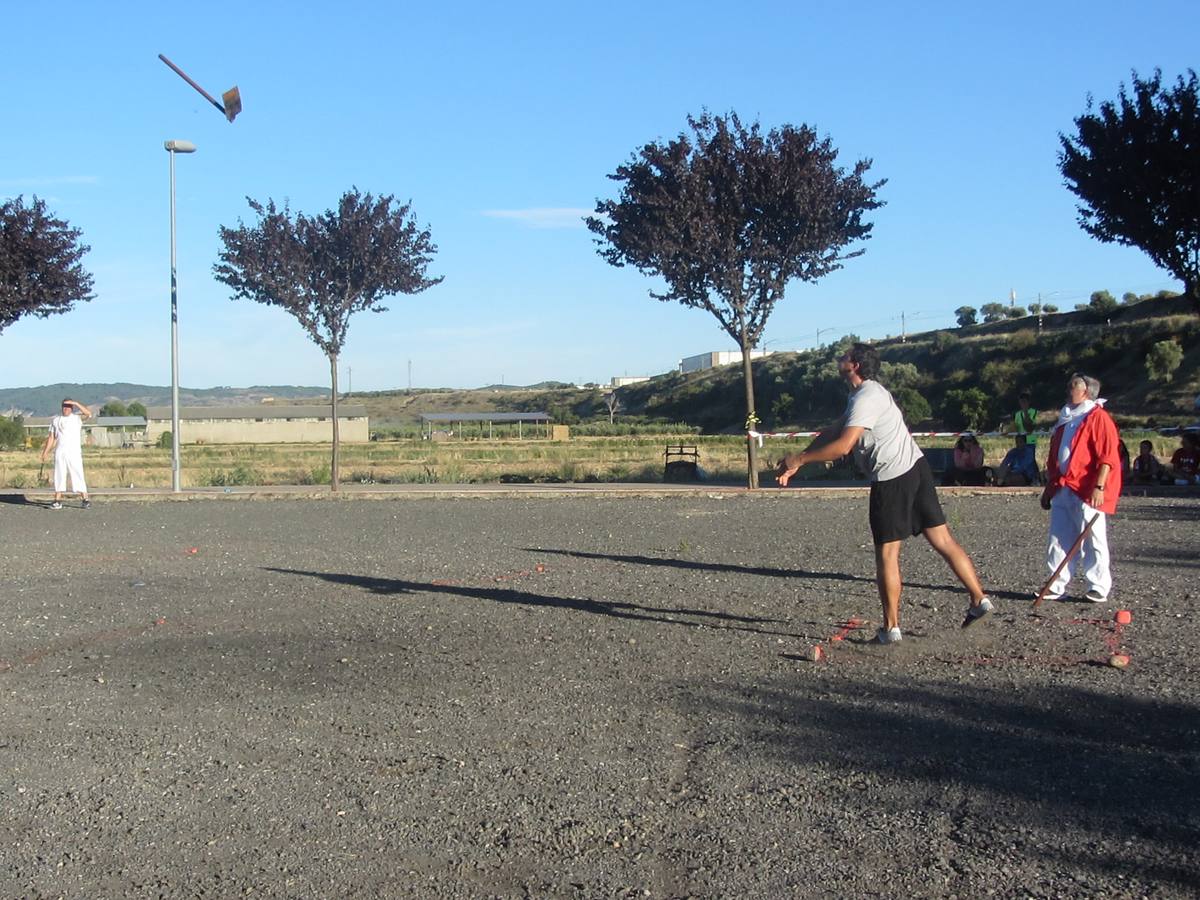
[1056,398,1105,468]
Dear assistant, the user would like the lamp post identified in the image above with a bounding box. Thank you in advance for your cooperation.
[165,140,196,492]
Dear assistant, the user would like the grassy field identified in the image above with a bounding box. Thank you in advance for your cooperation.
[2,432,1186,489]
[0,435,757,488]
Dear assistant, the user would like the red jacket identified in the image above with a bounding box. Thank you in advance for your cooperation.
[1045,406,1122,514]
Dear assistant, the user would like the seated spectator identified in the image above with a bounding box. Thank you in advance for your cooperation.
[995,433,1040,486]
[942,432,988,486]
[1170,432,1200,484]
[1130,439,1168,485]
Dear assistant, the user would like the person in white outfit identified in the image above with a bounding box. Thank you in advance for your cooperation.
[40,399,92,509]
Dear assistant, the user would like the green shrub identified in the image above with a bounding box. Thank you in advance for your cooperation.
[931,331,959,353]
[0,416,24,450]
[1146,339,1184,383]
[156,431,172,449]
[892,387,931,426]
[1008,330,1036,351]
[941,387,991,431]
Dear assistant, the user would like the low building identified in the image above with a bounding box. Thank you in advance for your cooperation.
[22,416,149,448]
[144,404,369,444]
[679,349,772,374]
[610,376,650,387]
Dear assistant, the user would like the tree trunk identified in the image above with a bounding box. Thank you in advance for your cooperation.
[1188,276,1199,316]
[740,341,759,489]
[329,353,340,492]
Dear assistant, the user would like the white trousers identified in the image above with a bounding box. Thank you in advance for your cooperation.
[53,451,88,494]
[1046,488,1110,599]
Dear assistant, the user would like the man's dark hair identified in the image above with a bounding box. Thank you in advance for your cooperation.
[1019,391,1031,401]
[847,342,880,380]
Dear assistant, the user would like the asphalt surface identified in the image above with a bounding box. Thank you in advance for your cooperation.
[1,490,1197,898]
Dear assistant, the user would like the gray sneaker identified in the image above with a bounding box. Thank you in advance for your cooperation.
[966,596,994,621]
[50,501,63,510]
[81,500,92,510]
[874,626,903,644]
[1085,589,1108,603]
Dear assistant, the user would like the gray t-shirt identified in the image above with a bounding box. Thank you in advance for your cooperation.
[842,380,922,482]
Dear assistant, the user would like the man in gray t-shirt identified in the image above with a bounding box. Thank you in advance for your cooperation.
[775,343,993,644]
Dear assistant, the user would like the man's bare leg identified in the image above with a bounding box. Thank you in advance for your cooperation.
[923,524,986,604]
[874,540,903,631]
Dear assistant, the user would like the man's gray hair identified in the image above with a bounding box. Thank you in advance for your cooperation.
[1070,373,1101,400]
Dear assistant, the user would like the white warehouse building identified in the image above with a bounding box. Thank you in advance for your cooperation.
[678,349,772,374]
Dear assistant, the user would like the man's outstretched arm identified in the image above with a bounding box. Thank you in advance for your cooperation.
[776,425,864,486]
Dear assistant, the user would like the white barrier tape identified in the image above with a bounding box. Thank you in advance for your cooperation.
[748,429,1052,448]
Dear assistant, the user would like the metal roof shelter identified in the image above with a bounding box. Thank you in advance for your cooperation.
[22,416,146,429]
[144,405,368,420]
[420,411,551,440]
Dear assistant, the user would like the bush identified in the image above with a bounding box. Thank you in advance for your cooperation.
[0,416,25,450]
[1145,339,1184,383]
[941,387,991,431]
[156,431,172,449]
[931,330,960,354]
[203,465,260,486]
[1008,330,1036,351]
[1089,290,1119,315]
[892,387,931,426]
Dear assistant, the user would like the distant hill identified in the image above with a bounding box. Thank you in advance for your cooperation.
[4,297,1196,431]
[0,383,327,417]
[609,294,1200,433]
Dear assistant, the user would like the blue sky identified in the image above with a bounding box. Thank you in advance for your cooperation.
[1,1,1193,391]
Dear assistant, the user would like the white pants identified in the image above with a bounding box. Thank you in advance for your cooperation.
[53,451,87,495]
[1046,488,1110,599]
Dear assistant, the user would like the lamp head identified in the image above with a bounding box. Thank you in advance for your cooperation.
[164,140,197,153]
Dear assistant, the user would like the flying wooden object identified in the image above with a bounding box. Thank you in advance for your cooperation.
[159,53,242,122]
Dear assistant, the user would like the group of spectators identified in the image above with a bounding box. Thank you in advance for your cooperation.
[941,392,1042,487]
[940,392,1200,490]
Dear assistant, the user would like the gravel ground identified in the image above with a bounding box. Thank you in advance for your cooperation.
[1,491,1197,899]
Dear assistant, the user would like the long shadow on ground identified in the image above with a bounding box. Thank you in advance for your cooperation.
[527,548,1033,602]
[264,568,801,638]
[683,675,1200,889]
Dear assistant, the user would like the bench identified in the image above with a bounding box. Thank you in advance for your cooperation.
[664,444,700,481]
[923,447,994,486]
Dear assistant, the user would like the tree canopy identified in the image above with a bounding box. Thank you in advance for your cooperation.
[587,111,884,485]
[214,187,441,489]
[1059,69,1200,310]
[0,196,94,335]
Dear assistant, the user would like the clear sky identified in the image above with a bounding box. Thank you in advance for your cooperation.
[1,1,1193,392]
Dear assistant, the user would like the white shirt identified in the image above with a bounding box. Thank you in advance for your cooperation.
[50,413,84,456]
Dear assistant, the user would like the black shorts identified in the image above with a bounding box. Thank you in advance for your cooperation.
[868,457,947,545]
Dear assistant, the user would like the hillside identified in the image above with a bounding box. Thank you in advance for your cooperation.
[3,296,1197,432]
[0,383,327,417]
[610,295,1200,433]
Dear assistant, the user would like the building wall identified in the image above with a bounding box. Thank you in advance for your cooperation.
[145,417,369,444]
[679,349,770,374]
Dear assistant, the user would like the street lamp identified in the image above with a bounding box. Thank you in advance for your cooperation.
[165,139,196,492]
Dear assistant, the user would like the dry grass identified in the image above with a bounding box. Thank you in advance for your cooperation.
[3,432,1179,489]
[0,436,757,488]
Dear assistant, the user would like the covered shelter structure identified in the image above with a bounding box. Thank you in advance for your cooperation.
[420,411,551,440]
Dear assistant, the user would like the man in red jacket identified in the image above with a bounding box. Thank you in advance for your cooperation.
[1040,373,1122,602]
